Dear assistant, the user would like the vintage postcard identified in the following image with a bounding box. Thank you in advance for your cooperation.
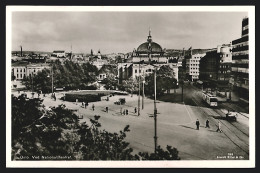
[6,6,255,168]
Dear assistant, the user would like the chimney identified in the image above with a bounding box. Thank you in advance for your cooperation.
[20,46,23,57]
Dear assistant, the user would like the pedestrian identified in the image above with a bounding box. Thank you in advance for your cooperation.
[196,119,200,130]
[54,95,56,101]
[84,102,87,109]
[126,109,128,115]
[205,119,210,128]
[86,102,89,106]
[82,102,84,107]
[216,121,222,133]
[134,107,137,114]
[43,93,46,97]
[92,104,95,111]
[106,106,108,113]
[123,109,125,115]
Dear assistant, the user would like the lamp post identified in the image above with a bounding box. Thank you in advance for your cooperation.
[138,61,141,116]
[181,67,184,103]
[154,67,158,154]
[51,64,53,95]
[47,64,54,95]
[142,80,145,109]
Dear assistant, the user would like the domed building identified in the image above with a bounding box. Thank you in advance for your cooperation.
[132,29,167,63]
[118,29,178,83]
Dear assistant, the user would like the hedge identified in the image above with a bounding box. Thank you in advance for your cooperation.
[64,93,101,103]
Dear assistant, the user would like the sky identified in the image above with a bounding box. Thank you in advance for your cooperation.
[12,11,248,54]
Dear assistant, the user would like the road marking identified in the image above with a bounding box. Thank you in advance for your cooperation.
[184,104,193,122]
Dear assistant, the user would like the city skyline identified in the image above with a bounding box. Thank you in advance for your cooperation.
[12,11,247,54]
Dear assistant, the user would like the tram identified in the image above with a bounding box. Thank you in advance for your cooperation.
[202,92,218,107]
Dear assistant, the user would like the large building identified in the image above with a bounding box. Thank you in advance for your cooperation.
[12,62,50,80]
[199,44,232,91]
[230,17,249,100]
[185,51,206,81]
[118,29,178,83]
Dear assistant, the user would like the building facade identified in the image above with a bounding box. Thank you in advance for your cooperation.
[52,50,66,57]
[230,17,249,100]
[199,44,232,91]
[12,62,50,80]
[186,53,206,81]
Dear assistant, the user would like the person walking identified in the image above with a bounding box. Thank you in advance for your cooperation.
[134,107,137,114]
[123,109,125,115]
[126,109,128,115]
[205,119,210,128]
[92,104,95,111]
[216,121,222,132]
[106,106,108,113]
[84,102,87,109]
[196,119,200,130]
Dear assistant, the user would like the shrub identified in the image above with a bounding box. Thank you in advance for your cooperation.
[65,93,101,103]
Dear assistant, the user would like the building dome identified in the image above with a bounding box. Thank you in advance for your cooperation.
[136,28,164,54]
[137,42,163,53]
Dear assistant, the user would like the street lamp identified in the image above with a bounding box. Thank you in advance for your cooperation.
[47,64,54,95]
[138,61,141,116]
[142,80,145,109]
[154,66,158,154]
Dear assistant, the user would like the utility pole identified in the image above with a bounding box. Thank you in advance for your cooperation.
[51,64,54,94]
[154,67,158,154]
[181,67,184,103]
[32,74,33,93]
[138,62,140,116]
[142,80,145,109]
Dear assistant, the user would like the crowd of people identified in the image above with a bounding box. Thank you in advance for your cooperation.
[195,119,222,133]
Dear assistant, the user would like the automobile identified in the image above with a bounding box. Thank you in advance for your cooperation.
[114,98,126,105]
[226,111,237,121]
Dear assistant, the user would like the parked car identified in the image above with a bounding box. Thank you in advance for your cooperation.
[114,98,126,105]
[226,111,237,121]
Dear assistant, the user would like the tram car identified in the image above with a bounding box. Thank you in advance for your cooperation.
[202,92,218,107]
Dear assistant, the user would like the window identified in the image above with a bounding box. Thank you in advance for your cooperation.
[135,69,137,73]
[226,54,228,57]
[24,69,25,72]
[17,69,18,72]
[20,74,22,78]
[20,69,22,72]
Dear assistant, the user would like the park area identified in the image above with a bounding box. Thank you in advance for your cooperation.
[11,88,249,160]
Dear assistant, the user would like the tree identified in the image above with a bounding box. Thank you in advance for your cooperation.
[12,95,180,160]
[101,73,118,90]
[22,61,99,93]
[145,65,177,96]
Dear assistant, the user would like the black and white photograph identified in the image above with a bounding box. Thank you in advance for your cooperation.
[6,6,255,168]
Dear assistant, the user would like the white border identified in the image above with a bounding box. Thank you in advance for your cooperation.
[6,6,255,168]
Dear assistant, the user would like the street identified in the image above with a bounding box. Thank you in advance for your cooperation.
[12,86,249,160]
